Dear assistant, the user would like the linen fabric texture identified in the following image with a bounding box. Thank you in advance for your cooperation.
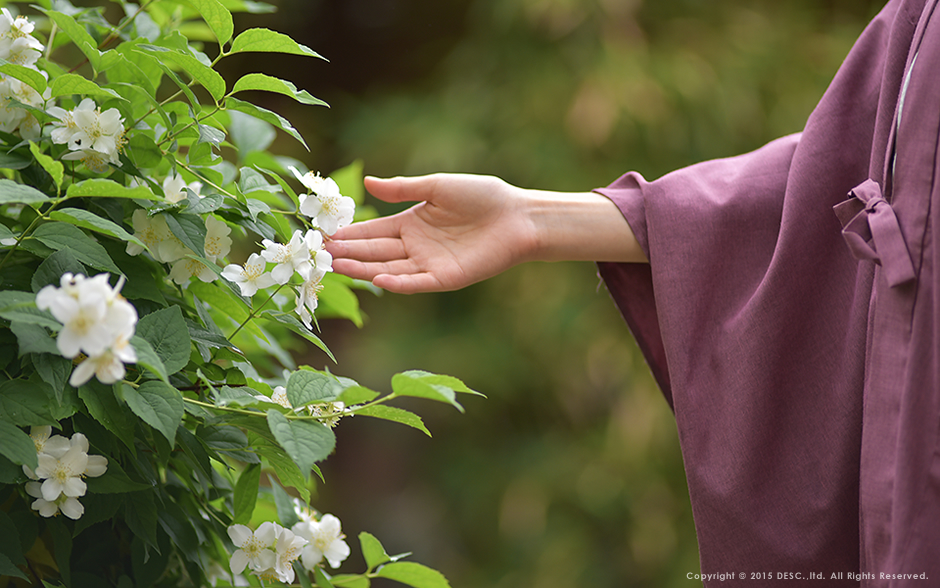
[596,0,940,585]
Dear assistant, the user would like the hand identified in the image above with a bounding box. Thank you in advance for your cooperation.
[326,174,538,294]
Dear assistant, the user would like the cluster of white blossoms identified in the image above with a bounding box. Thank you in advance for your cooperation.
[126,211,232,286]
[22,426,108,520]
[35,273,138,387]
[0,9,47,140]
[48,97,126,173]
[290,167,356,237]
[227,507,349,584]
[256,385,349,428]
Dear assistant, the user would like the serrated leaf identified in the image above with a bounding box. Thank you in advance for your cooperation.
[49,74,123,101]
[268,472,301,528]
[232,463,261,524]
[354,405,431,437]
[28,142,63,192]
[136,306,191,375]
[11,321,58,356]
[0,379,57,427]
[0,178,49,206]
[286,369,342,408]
[130,335,168,383]
[400,370,482,396]
[259,310,333,361]
[231,73,327,106]
[360,532,391,571]
[336,385,380,405]
[187,0,234,44]
[49,207,145,249]
[197,123,226,147]
[376,562,450,588]
[0,419,39,470]
[0,301,60,330]
[267,410,335,473]
[78,382,135,452]
[42,10,101,72]
[120,381,184,444]
[251,433,310,501]
[0,552,27,581]
[31,222,120,274]
[230,28,325,58]
[126,133,164,169]
[31,249,86,292]
[0,59,47,94]
[66,179,159,200]
[391,372,464,413]
[225,96,308,149]
[164,213,206,256]
[32,353,72,403]
[139,45,226,101]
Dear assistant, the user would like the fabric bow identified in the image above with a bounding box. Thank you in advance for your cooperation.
[833,179,915,287]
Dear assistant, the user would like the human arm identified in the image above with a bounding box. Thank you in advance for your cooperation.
[325,173,648,294]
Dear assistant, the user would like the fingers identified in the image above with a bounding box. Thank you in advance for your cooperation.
[326,237,407,262]
[330,258,422,283]
[372,272,445,294]
[364,175,441,205]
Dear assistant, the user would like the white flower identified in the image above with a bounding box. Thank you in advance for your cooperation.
[292,514,350,570]
[261,230,309,285]
[34,443,88,502]
[25,482,84,519]
[294,276,323,330]
[204,216,232,263]
[36,273,113,358]
[68,433,107,477]
[0,78,46,140]
[162,173,204,204]
[311,402,347,428]
[48,99,95,145]
[273,525,307,583]
[291,167,356,236]
[68,105,124,156]
[221,253,275,297]
[0,9,43,67]
[169,255,217,285]
[298,229,333,282]
[125,210,188,263]
[228,522,278,575]
[69,332,137,386]
[61,148,115,174]
[271,385,291,409]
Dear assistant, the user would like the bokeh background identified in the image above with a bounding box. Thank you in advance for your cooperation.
[220,1,884,586]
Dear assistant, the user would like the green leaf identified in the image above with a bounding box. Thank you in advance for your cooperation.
[164,213,206,257]
[329,576,370,588]
[31,222,121,274]
[138,45,226,102]
[319,275,362,326]
[11,321,57,356]
[229,28,325,58]
[136,306,191,375]
[124,491,159,550]
[231,73,328,106]
[0,59,47,94]
[46,519,72,588]
[197,124,226,147]
[120,381,184,445]
[188,281,267,342]
[360,532,391,571]
[0,223,15,244]
[32,353,72,403]
[266,410,335,473]
[0,511,25,567]
[130,335,168,383]
[376,562,451,588]
[49,74,123,101]
[0,152,31,171]
[314,567,335,588]
[0,420,38,470]
[259,310,334,362]
[286,369,341,408]
[186,0,234,44]
[355,405,431,437]
[42,10,102,72]
[0,379,58,427]
[232,463,261,524]
[336,385,380,406]
[268,472,301,528]
[0,178,49,207]
[28,142,63,192]
[86,458,152,494]
[251,434,310,502]
[78,382,135,452]
[391,371,482,413]
[400,370,482,396]
[0,301,59,330]
[0,552,27,581]
[67,178,159,200]
[225,96,308,149]
[126,133,164,169]
[30,250,86,292]
[49,208,146,249]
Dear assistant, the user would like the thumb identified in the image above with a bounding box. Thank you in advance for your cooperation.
[364,174,442,205]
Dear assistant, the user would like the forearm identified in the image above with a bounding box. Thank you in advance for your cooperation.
[521,187,648,264]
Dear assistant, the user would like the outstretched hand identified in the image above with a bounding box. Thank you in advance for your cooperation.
[325,174,538,294]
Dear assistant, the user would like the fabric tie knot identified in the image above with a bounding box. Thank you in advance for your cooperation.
[833,179,915,287]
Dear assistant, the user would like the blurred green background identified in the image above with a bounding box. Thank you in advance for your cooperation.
[221,1,884,586]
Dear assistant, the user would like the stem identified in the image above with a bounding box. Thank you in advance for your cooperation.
[0,195,68,274]
[228,283,287,341]
[159,105,222,147]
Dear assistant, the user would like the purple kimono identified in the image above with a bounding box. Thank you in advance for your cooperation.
[596,0,939,585]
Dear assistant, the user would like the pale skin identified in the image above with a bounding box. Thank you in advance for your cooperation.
[324,173,648,294]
